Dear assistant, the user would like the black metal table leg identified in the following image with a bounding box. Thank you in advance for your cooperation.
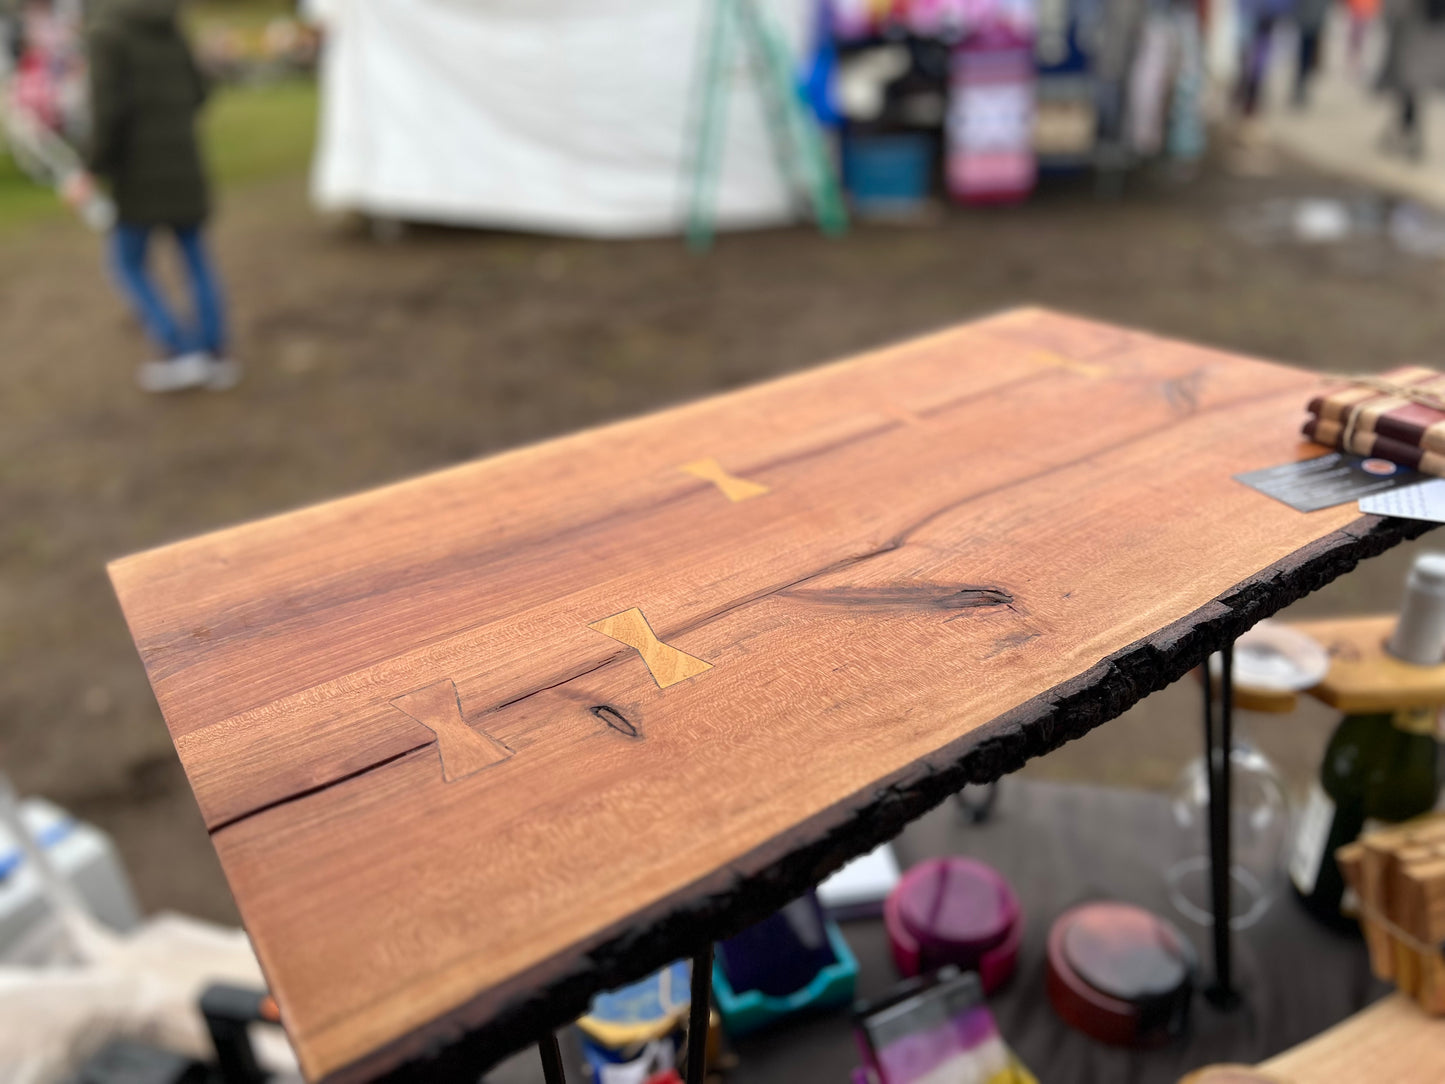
[539,1032,567,1084]
[686,944,714,1083]
[1203,642,1241,1008]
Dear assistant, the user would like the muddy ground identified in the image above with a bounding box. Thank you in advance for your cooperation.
[3,159,1443,924]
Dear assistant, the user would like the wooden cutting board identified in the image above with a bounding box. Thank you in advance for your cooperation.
[108,308,1426,1082]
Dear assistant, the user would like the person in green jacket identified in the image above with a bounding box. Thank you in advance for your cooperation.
[65,0,238,392]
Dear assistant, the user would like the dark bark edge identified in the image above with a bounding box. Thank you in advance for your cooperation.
[333,514,1431,1084]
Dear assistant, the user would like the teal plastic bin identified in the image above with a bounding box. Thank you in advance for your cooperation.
[841,128,936,214]
[710,917,858,1037]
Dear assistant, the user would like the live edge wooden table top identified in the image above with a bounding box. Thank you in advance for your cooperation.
[107,309,1425,1083]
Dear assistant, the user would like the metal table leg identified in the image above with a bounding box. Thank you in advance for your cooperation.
[539,1032,567,1084]
[687,944,714,1083]
[1203,641,1241,1008]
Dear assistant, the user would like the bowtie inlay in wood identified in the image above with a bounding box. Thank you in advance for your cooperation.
[390,680,512,783]
[678,457,771,502]
[588,607,714,689]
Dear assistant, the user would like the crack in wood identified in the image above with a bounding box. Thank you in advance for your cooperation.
[590,705,640,738]
[1163,369,1208,415]
[206,744,430,834]
[779,583,1014,612]
[982,630,1044,657]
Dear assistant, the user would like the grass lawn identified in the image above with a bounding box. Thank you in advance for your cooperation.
[0,76,317,234]
[204,77,317,187]
[0,151,60,233]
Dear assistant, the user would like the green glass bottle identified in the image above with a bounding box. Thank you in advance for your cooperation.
[1290,707,1440,931]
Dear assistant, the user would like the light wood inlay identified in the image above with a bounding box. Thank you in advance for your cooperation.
[1028,347,1107,378]
[679,457,771,502]
[587,607,713,689]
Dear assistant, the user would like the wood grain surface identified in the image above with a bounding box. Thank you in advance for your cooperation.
[1293,614,1445,711]
[1259,994,1445,1082]
[108,309,1428,1082]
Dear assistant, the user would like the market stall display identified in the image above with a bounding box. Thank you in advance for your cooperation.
[826,0,1209,212]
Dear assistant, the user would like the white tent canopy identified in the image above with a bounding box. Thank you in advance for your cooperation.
[308,0,815,237]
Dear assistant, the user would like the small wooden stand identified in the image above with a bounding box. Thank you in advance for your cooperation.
[1289,615,1445,713]
[1213,614,1445,715]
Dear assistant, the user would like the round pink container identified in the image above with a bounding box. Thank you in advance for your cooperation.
[884,857,1022,992]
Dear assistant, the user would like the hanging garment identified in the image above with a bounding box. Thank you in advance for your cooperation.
[1126,9,1173,155]
[1034,1,1099,167]
[1084,0,1147,147]
[947,19,1037,202]
[1166,4,1206,162]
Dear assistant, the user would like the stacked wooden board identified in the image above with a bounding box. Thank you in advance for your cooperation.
[1338,815,1445,1014]
[1304,367,1445,477]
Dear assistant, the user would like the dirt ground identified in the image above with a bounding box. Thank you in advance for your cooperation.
[3,157,1444,926]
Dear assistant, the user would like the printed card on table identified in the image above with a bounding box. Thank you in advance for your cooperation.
[1235,452,1425,513]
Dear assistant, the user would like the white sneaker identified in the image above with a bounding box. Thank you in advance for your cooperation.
[204,354,242,391]
[136,352,212,393]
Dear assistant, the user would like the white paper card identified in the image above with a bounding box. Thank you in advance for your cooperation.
[1359,479,1445,522]
[817,843,901,909]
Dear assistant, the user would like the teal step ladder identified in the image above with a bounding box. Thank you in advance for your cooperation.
[684,0,849,251]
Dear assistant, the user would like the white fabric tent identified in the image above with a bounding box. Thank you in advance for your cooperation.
[307,0,815,237]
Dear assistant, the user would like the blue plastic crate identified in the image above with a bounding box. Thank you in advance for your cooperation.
[841,130,936,213]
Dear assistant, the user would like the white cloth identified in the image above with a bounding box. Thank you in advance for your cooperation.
[0,913,298,1084]
[308,0,814,237]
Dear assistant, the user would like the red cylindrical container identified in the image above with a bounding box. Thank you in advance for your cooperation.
[1046,902,1196,1047]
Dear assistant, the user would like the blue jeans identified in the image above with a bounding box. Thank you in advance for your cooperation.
[109,223,227,358]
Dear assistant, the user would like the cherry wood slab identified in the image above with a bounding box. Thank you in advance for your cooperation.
[108,309,1430,1082]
